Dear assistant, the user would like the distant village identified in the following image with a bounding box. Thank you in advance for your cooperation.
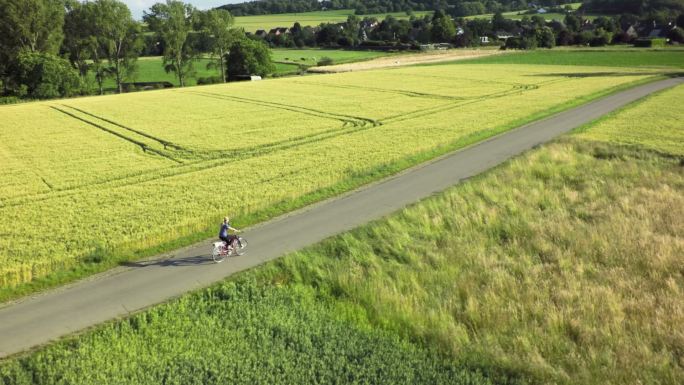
[246,5,683,50]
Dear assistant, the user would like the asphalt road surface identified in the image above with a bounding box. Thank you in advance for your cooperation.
[0,77,680,358]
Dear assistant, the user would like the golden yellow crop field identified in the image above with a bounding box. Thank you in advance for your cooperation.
[0,63,669,289]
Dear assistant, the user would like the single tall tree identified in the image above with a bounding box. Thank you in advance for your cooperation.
[63,0,96,79]
[431,10,457,42]
[92,0,141,94]
[199,9,237,83]
[145,0,197,87]
[226,38,274,81]
[63,0,110,94]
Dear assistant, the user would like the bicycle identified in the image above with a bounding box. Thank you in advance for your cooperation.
[211,236,248,263]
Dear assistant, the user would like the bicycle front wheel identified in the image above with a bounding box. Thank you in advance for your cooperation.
[235,237,248,256]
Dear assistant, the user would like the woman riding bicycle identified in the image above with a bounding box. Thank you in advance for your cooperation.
[219,216,241,249]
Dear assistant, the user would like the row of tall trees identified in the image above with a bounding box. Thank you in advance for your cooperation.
[0,0,251,100]
[263,11,462,48]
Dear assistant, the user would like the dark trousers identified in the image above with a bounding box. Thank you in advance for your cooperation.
[220,235,237,248]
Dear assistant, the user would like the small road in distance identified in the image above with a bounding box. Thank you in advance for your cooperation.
[0,76,681,359]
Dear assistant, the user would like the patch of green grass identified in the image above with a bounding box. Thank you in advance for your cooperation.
[89,57,221,92]
[273,61,302,75]
[0,281,497,385]
[458,49,684,68]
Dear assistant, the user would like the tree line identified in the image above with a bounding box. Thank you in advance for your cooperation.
[0,0,271,101]
[581,0,684,16]
[221,0,568,17]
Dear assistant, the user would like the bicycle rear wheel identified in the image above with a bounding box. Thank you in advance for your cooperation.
[212,245,226,263]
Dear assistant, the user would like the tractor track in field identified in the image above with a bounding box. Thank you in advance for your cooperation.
[378,78,575,124]
[0,106,383,208]
[0,77,680,359]
[59,105,186,151]
[184,90,380,128]
[290,80,461,101]
[380,85,538,124]
[50,106,185,164]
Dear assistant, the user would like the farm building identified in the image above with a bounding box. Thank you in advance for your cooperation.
[268,27,289,36]
[496,31,515,41]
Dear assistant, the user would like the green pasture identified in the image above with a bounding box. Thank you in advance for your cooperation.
[271,48,389,66]
[234,9,431,32]
[90,56,220,91]
[458,49,684,68]
[88,49,390,91]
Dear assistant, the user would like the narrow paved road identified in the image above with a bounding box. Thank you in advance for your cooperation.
[0,77,680,358]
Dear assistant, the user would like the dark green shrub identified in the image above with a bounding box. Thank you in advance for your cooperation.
[197,76,223,85]
[668,27,684,43]
[316,56,335,66]
[590,34,610,47]
[14,51,81,99]
[634,38,667,47]
[0,96,22,105]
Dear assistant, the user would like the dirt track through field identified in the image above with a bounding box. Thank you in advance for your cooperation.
[307,49,506,73]
[0,77,680,359]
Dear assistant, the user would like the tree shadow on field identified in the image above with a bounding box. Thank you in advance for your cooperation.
[120,255,213,268]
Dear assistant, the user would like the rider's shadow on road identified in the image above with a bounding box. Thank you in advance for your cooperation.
[120,255,213,268]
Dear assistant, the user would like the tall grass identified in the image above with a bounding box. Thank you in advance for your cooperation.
[263,137,684,384]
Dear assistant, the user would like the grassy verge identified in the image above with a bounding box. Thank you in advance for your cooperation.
[2,79,681,385]
[0,74,666,303]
